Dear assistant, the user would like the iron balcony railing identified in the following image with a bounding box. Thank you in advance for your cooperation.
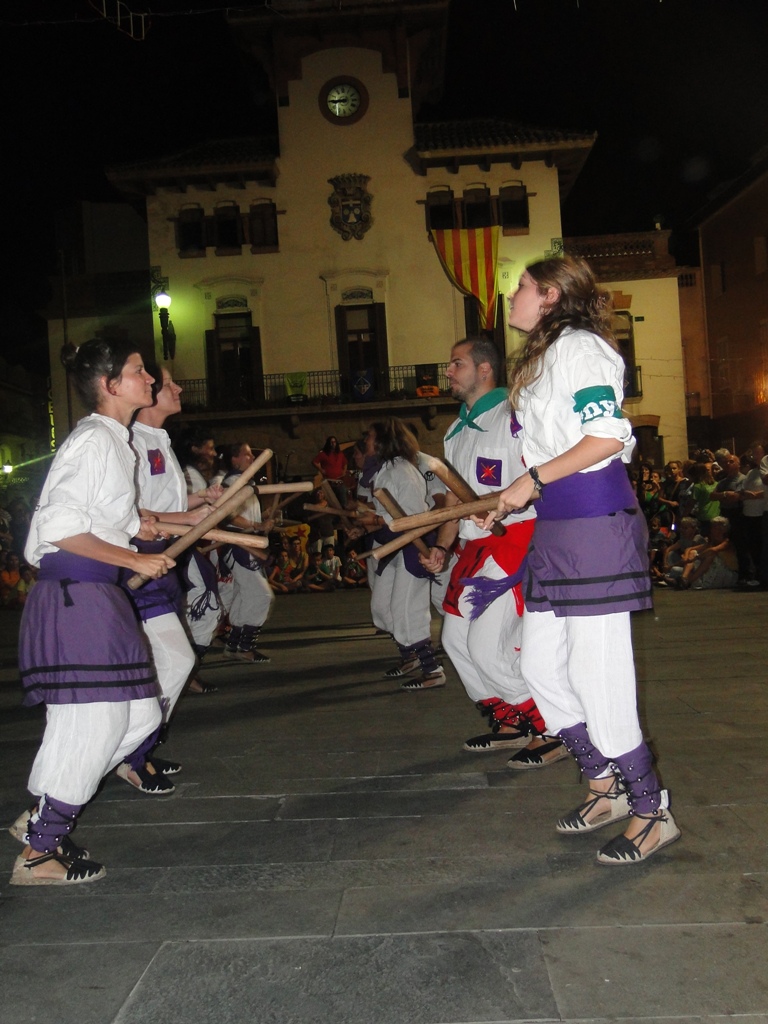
[176,361,642,410]
[176,363,452,412]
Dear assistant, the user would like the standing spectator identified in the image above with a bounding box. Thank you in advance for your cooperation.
[312,436,350,508]
[714,454,748,583]
[659,460,687,528]
[737,444,764,585]
[688,462,720,535]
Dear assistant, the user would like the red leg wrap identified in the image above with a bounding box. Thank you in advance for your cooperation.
[510,698,546,735]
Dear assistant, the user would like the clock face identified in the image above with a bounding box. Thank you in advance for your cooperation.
[326,83,361,118]
[319,77,368,125]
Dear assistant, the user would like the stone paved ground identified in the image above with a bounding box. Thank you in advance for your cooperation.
[1,586,767,1024]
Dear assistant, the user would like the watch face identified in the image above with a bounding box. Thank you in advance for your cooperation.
[326,83,361,118]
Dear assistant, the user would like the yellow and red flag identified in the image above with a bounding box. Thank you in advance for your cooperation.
[432,227,499,330]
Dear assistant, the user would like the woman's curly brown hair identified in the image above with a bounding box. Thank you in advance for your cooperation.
[508,255,618,406]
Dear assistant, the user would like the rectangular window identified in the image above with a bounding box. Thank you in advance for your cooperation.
[214,203,242,256]
[177,206,206,258]
[248,201,279,252]
[498,182,529,235]
[425,187,456,231]
[463,185,492,229]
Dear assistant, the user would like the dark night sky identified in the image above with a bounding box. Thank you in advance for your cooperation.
[3,0,768,371]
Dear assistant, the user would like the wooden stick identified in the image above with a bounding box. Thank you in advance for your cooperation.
[270,490,311,514]
[424,454,505,537]
[302,504,365,517]
[125,481,268,590]
[389,492,503,532]
[374,488,431,556]
[153,522,268,550]
[211,448,273,508]
[359,524,435,561]
[320,480,354,526]
[254,481,315,495]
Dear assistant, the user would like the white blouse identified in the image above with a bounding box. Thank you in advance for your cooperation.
[26,414,140,566]
[132,421,188,515]
[517,327,635,472]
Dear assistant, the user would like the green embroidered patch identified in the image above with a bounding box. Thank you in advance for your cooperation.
[572,385,622,423]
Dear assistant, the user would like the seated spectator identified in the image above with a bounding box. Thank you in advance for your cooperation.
[15,563,37,606]
[0,551,21,607]
[287,535,309,590]
[677,516,739,590]
[648,516,672,584]
[6,497,32,558]
[305,552,334,592]
[319,543,342,587]
[269,550,300,594]
[664,517,705,583]
[0,505,12,552]
[342,547,369,588]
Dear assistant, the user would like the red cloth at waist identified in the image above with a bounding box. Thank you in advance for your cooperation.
[444,519,534,617]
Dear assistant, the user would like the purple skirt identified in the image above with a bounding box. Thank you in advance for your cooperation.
[524,510,653,617]
[19,552,159,707]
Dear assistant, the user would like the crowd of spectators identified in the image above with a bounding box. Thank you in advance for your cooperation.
[0,498,37,609]
[634,443,768,592]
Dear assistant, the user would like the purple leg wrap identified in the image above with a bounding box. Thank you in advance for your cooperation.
[27,795,82,854]
[413,638,439,675]
[611,741,661,815]
[124,723,162,771]
[558,722,612,779]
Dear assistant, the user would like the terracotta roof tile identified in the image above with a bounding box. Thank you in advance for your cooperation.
[414,118,594,152]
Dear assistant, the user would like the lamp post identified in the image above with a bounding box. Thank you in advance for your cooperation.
[155,290,176,360]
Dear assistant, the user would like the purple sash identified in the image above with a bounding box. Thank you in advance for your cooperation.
[535,459,637,520]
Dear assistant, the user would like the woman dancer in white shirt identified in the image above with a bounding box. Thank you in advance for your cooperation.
[11,339,173,884]
[487,256,680,866]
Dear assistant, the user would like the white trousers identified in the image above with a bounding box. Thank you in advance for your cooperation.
[184,554,221,648]
[370,552,431,647]
[218,561,274,628]
[28,698,162,806]
[519,610,643,758]
[143,612,196,719]
[441,554,528,704]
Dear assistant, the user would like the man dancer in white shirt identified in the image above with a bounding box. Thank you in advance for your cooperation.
[420,338,566,768]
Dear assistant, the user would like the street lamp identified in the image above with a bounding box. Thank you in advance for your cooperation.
[155,290,176,360]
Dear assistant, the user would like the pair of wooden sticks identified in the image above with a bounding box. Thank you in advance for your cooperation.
[356,455,505,562]
[126,448,314,589]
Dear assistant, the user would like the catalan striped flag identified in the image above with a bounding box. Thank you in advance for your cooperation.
[432,227,499,330]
